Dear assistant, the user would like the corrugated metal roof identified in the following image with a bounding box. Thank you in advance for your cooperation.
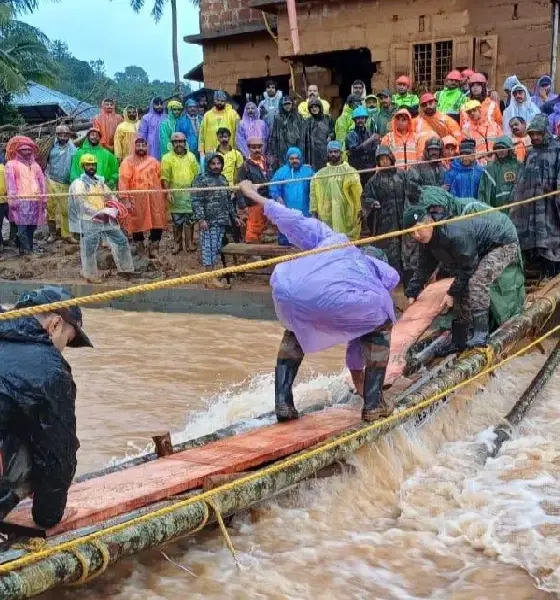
[11,82,98,120]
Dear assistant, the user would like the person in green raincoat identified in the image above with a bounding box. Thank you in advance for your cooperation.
[365,94,379,129]
[478,136,521,211]
[374,90,397,136]
[310,141,362,240]
[159,99,183,157]
[435,71,466,122]
[335,94,362,144]
[70,128,119,189]
[408,186,525,337]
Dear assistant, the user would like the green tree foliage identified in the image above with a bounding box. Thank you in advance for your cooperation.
[47,42,190,112]
[0,0,58,93]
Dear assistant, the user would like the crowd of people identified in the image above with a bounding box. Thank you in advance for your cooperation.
[0,71,559,288]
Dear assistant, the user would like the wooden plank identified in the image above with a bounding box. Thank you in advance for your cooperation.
[385,278,453,386]
[3,408,359,537]
[222,243,298,257]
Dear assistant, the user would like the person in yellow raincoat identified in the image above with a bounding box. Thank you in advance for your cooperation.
[310,141,362,240]
[161,132,200,254]
[114,106,140,162]
[198,91,240,158]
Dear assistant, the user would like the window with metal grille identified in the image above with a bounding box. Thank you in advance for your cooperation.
[413,40,453,90]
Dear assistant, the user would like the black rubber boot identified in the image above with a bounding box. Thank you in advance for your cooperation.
[466,310,490,349]
[46,220,57,243]
[275,358,301,422]
[361,366,394,422]
[434,320,469,357]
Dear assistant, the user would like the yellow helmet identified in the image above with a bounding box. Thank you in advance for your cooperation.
[79,153,97,167]
[464,99,482,112]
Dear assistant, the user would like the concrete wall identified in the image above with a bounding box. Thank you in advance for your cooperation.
[203,33,291,94]
[270,0,553,91]
[199,0,263,36]
[0,282,277,321]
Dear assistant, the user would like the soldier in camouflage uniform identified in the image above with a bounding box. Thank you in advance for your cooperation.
[192,152,241,289]
[403,200,521,352]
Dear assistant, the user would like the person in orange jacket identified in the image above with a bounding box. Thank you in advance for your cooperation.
[380,108,420,167]
[414,93,461,156]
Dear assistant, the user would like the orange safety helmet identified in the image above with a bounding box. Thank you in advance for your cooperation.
[446,70,463,81]
[396,75,411,86]
[420,92,436,104]
[461,68,475,79]
[469,72,487,84]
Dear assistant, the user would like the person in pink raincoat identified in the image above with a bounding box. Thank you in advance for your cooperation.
[237,180,399,424]
[4,136,47,255]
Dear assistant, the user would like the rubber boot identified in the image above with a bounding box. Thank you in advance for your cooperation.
[275,358,302,422]
[466,310,490,349]
[172,225,183,255]
[434,320,468,357]
[361,366,394,422]
[46,220,57,243]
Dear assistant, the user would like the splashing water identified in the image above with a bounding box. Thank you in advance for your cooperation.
[45,310,559,599]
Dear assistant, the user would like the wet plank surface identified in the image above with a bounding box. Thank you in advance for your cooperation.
[4,408,361,537]
[385,278,453,386]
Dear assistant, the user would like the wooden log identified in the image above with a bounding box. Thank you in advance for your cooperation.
[487,338,560,459]
[152,433,173,457]
[0,282,559,598]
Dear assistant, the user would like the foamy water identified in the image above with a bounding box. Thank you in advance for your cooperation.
[42,310,559,599]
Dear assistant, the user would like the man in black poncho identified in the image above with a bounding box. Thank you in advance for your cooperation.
[0,287,92,528]
[302,98,335,171]
[267,96,303,172]
[510,114,560,277]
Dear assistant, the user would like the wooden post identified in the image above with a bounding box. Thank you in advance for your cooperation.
[152,432,173,457]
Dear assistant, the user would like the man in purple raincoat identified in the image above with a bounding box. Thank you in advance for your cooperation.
[138,97,166,160]
[238,181,399,423]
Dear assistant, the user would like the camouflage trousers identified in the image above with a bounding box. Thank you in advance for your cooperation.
[278,324,391,372]
[456,242,518,322]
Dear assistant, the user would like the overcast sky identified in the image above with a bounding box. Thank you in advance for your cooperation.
[22,0,203,82]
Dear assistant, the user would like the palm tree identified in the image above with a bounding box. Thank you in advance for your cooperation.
[126,0,190,92]
[0,0,58,93]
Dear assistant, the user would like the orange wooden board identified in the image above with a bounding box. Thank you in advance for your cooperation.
[4,408,361,537]
[385,278,453,386]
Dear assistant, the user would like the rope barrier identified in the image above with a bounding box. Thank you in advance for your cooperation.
[0,316,558,578]
[0,146,504,201]
[0,187,557,322]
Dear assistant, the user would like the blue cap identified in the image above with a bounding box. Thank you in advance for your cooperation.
[352,106,369,119]
[327,141,342,151]
[14,286,93,348]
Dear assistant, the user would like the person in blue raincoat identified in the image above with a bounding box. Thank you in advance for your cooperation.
[269,147,315,245]
[177,99,202,155]
[444,138,484,199]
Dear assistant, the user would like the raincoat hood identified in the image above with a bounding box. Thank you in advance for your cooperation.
[423,136,443,159]
[242,102,259,121]
[442,135,459,149]
[418,185,471,215]
[278,97,296,116]
[285,146,303,165]
[375,145,396,165]
[553,103,560,116]
[527,113,549,134]
[204,151,225,174]
[535,75,552,93]
[493,135,515,150]
[123,106,138,124]
[390,108,413,136]
[308,98,324,119]
[148,97,166,116]
[503,84,540,134]
[503,75,521,93]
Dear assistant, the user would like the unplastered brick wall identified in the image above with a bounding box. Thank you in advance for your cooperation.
[200,0,263,34]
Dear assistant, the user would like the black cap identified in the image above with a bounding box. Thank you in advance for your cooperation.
[14,286,93,348]
[377,89,392,99]
[459,138,476,154]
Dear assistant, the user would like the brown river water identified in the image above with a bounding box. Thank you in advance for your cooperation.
[41,309,559,600]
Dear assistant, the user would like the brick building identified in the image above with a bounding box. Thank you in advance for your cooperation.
[185,0,560,115]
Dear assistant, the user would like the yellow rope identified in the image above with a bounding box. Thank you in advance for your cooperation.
[0,147,506,201]
[0,188,556,323]
[0,318,558,577]
[206,499,241,569]
[67,540,110,586]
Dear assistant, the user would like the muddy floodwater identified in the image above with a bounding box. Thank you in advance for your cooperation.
[42,309,559,599]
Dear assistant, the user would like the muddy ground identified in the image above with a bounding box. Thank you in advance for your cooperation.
[0,229,271,293]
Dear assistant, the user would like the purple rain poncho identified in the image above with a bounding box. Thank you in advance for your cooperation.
[236,102,268,158]
[138,98,166,160]
[265,200,399,354]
